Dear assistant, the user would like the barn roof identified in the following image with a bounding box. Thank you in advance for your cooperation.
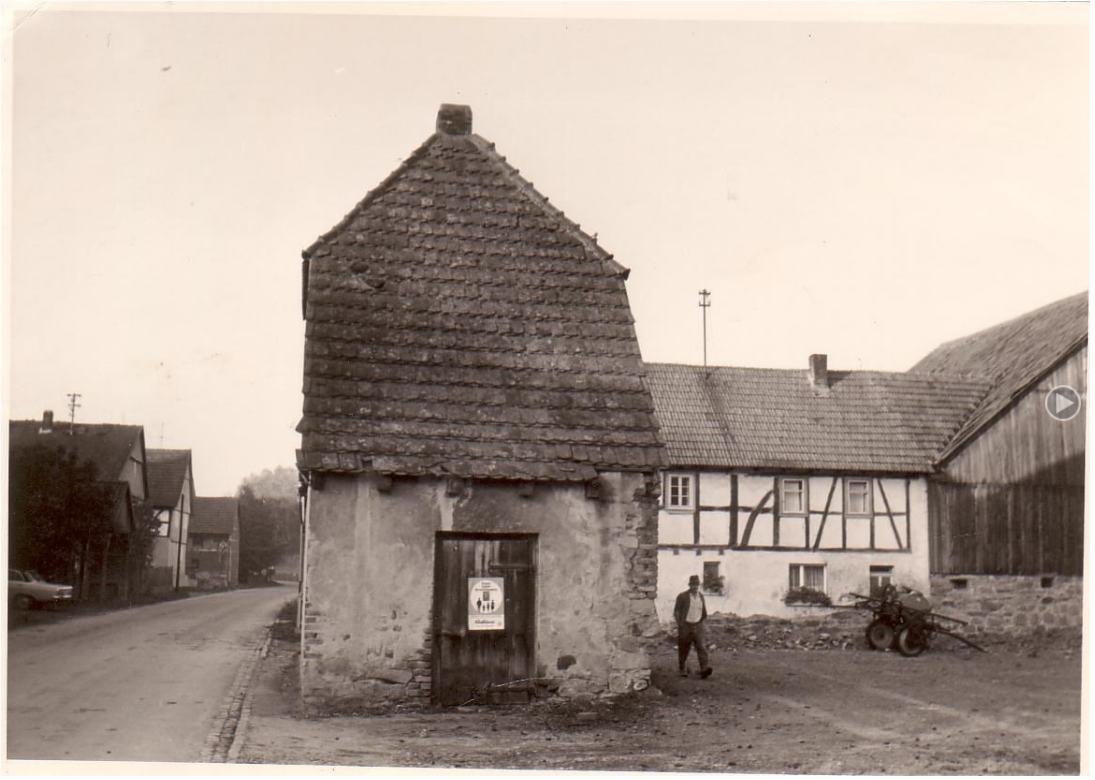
[190,497,238,535]
[297,104,664,482]
[146,449,192,508]
[910,291,1088,461]
[644,363,990,474]
[8,420,144,484]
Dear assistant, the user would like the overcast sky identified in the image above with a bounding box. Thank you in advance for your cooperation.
[3,2,1088,496]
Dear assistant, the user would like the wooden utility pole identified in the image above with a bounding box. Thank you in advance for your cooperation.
[698,289,711,371]
[66,393,82,434]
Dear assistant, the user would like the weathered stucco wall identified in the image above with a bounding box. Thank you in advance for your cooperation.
[300,471,659,708]
[930,574,1083,637]
[656,476,930,620]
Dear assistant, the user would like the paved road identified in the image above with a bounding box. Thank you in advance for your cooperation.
[6,585,293,763]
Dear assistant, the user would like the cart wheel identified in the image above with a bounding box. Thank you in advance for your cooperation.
[866,619,895,650]
[896,624,929,657]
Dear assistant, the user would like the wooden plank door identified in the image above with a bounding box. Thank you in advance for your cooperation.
[433,533,536,706]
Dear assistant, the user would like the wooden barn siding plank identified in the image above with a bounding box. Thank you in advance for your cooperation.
[944,348,1086,486]
[929,481,1085,575]
[935,484,952,572]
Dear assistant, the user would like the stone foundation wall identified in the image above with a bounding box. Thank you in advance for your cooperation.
[929,574,1083,637]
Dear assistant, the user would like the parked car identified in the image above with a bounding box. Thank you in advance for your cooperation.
[9,569,74,610]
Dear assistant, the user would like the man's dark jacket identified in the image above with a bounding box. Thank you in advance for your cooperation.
[673,589,707,626]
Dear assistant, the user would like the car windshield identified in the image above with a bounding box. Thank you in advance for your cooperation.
[24,571,43,582]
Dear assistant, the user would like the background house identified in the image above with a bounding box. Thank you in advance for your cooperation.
[146,449,194,592]
[9,413,148,600]
[187,497,240,589]
[297,104,664,708]
[644,358,989,620]
[911,291,1087,633]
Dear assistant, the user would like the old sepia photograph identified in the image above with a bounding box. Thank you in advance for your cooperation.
[2,2,1088,775]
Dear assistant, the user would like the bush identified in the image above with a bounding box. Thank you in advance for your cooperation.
[784,586,832,606]
[703,572,726,595]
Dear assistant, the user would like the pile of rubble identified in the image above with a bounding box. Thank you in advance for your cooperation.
[665,610,869,652]
[658,611,1082,657]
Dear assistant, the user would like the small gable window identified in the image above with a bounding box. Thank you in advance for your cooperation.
[666,473,694,510]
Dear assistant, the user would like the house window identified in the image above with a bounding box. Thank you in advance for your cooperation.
[869,565,894,596]
[702,561,723,594]
[157,511,171,538]
[845,478,873,516]
[780,478,806,515]
[666,473,694,510]
[789,563,826,593]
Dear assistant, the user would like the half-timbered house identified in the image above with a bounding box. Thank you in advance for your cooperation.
[911,291,1087,632]
[187,497,239,589]
[146,449,195,592]
[297,105,664,707]
[9,413,149,601]
[645,358,989,619]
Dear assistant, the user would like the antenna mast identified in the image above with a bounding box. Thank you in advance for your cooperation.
[698,289,711,371]
[66,392,82,434]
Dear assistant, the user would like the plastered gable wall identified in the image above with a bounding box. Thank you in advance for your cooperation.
[301,471,659,707]
[656,472,931,620]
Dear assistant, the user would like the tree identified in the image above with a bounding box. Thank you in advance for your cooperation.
[8,443,116,595]
[236,483,298,582]
[127,497,161,595]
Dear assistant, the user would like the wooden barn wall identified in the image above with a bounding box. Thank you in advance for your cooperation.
[940,347,1087,486]
[928,482,1084,576]
[930,346,1087,577]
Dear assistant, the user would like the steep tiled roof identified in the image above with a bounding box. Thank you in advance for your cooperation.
[190,497,238,535]
[645,363,990,474]
[910,291,1088,461]
[9,421,143,483]
[146,449,192,508]
[297,105,664,482]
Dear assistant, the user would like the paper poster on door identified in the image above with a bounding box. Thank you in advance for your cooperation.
[468,577,505,630]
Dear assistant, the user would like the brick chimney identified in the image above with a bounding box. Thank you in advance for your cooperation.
[436,104,472,136]
[40,410,54,434]
[808,354,829,391]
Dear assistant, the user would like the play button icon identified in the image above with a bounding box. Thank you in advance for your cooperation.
[1046,385,1081,421]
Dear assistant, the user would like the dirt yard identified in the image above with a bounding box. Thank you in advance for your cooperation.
[238,615,1082,774]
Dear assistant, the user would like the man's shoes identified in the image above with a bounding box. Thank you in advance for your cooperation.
[679,670,688,677]
[700,667,713,678]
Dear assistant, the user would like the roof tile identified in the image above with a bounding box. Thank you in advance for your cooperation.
[190,497,238,536]
[910,291,1088,460]
[299,108,663,481]
[645,363,990,474]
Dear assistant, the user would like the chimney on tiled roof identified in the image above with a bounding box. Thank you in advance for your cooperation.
[808,354,829,391]
[39,410,53,434]
[436,104,472,136]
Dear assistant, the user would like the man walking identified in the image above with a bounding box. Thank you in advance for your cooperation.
[674,575,713,678]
